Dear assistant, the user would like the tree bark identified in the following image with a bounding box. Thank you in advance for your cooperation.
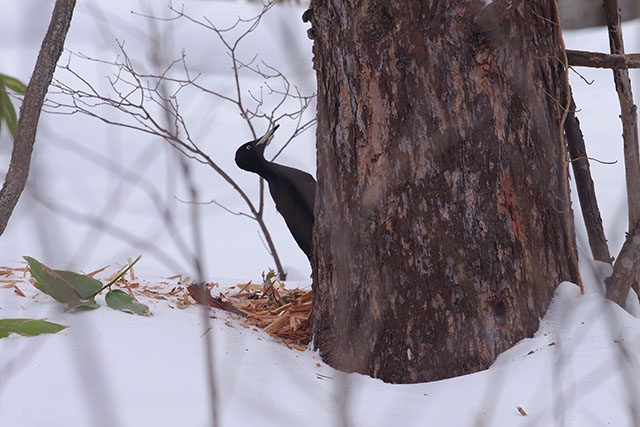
[308,0,580,383]
[0,0,76,236]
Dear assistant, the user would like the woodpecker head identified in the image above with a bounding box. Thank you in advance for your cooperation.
[235,124,280,172]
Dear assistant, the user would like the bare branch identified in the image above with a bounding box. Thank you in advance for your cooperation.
[46,1,315,280]
[211,200,254,219]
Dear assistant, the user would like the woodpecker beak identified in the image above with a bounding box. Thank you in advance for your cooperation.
[256,124,280,147]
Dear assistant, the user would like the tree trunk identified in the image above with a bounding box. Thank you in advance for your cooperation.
[308,0,580,383]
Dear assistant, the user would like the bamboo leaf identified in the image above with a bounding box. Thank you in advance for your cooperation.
[24,256,101,311]
[105,289,151,316]
[55,270,103,300]
[0,318,67,338]
[0,85,17,137]
[25,256,82,303]
[0,74,27,94]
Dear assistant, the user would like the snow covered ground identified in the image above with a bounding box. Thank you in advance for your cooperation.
[1,1,640,426]
[1,261,639,426]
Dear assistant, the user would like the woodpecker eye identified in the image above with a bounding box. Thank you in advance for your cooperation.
[246,145,251,150]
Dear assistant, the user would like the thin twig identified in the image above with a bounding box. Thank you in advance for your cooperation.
[568,156,617,165]
[568,66,595,86]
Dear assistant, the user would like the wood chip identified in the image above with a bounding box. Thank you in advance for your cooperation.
[224,286,312,348]
[85,265,110,278]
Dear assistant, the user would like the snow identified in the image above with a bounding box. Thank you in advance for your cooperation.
[2,267,639,426]
[1,1,640,426]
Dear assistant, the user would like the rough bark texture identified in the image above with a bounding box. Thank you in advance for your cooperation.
[0,0,76,236]
[565,95,612,264]
[308,0,580,383]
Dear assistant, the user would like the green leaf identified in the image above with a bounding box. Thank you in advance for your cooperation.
[0,85,17,137]
[25,256,82,303]
[105,289,151,316]
[24,256,101,311]
[0,74,27,94]
[55,270,103,300]
[0,318,67,338]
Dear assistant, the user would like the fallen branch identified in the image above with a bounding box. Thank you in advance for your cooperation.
[564,92,612,264]
[604,0,640,229]
[605,226,640,307]
[603,0,640,306]
[567,50,640,69]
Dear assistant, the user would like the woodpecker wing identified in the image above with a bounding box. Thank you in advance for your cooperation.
[269,163,316,216]
[267,163,316,259]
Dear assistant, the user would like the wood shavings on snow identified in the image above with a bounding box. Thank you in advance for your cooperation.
[188,281,312,351]
[229,284,312,351]
[1,264,311,351]
[0,265,29,298]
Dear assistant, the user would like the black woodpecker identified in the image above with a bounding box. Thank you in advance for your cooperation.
[235,124,316,261]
